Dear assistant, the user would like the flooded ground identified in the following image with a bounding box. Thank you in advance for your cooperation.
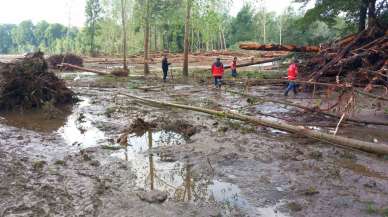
[1,68,388,217]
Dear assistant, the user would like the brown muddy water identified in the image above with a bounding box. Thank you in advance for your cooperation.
[1,72,388,217]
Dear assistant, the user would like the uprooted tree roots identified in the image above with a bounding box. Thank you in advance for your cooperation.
[301,26,387,86]
[47,53,84,70]
[0,52,75,110]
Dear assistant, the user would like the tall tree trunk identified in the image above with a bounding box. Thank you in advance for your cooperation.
[367,0,377,28]
[90,21,96,57]
[144,0,150,75]
[263,14,266,44]
[121,0,128,71]
[359,0,368,32]
[183,0,192,78]
[221,28,226,51]
[154,25,157,51]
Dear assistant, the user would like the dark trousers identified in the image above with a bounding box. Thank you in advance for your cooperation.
[231,69,238,78]
[214,76,222,87]
[163,69,168,81]
[285,81,297,96]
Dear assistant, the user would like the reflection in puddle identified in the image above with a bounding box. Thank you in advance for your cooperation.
[111,131,185,191]
[58,97,106,148]
[112,131,288,217]
[0,106,71,133]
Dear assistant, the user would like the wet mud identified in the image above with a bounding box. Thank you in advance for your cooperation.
[0,72,388,217]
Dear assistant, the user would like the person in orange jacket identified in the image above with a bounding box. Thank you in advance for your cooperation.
[211,58,224,88]
[284,59,299,96]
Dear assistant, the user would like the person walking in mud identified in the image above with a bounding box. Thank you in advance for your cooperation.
[162,54,171,82]
[284,59,299,96]
[230,57,238,79]
[211,58,224,88]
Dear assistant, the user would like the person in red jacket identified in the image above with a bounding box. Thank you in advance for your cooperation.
[230,57,238,78]
[284,59,299,96]
[211,58,224,88]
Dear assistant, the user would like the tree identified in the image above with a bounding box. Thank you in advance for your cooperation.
[295,0,383,32]
[121,0,128,71]
[45,24,67,53]
[0,24,15,53]
[34,21,50,50]
[85,0,103,56]
[11,20,36,53]
[183,0,192,77]
[230,4,255,45]
[143,0,150,75]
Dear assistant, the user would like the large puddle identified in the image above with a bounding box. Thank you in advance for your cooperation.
[0,96,288,216]
[111,130,288,216]
[0,97,108,148]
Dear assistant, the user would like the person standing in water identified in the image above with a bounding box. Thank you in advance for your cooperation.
[284,59,299,96]
[162,54,171,82]
[230,57,238,79]
[211,58,224,88]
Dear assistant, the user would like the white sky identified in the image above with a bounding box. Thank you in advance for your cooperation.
[0,0,312,27]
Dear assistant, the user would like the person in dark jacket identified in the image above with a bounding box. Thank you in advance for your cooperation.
[211,58,224,88]
[162,55,171,82]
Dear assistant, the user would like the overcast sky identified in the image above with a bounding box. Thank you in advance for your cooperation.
[0,0,312,27]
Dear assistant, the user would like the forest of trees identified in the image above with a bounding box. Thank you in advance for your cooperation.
[0,0,386,56]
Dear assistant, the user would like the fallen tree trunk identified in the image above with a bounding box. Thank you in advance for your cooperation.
[226,89,388,126]
[223,54,293,70]
[58,63,109,76]
[59,63,130,77]
[239,43,320,53]
[121,94,388,155]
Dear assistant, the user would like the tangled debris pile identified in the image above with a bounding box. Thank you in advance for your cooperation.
[0,52,75,110]
[47,53,83,70]
[302,27,387,86]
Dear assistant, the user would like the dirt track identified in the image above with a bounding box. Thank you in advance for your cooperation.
[1,71,388,217]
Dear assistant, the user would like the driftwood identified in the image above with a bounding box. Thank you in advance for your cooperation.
[121,94,388,155]
[59,63,109,75]
[223,54,293,70]
[239,43,320,53]
[59,63,129,77]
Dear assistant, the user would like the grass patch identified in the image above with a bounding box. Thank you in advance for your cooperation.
[366,202,379,214]
[54,160,66,165]
[101,145,122,150]
[32,160,46,170]
[98,75,129,83]
[287,202,303,212]
[104,106,117,117]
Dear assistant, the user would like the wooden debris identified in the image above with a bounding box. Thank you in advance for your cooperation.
[239,43,320,53]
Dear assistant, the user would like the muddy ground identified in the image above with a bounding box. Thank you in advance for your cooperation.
[1,59,388,217]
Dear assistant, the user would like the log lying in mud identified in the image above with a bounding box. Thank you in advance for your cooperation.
[59,63,129,77]
[239,43,320,53]
[226,89,388,126]
[223,54,293,70]
[59,63,109,75]
[122,94,388,155]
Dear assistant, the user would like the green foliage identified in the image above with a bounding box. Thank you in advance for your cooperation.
[11,20,36,53]
[229,4,256,45]
[0,0,371,56]
[85,0,103,56]
[0,24,15,53]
